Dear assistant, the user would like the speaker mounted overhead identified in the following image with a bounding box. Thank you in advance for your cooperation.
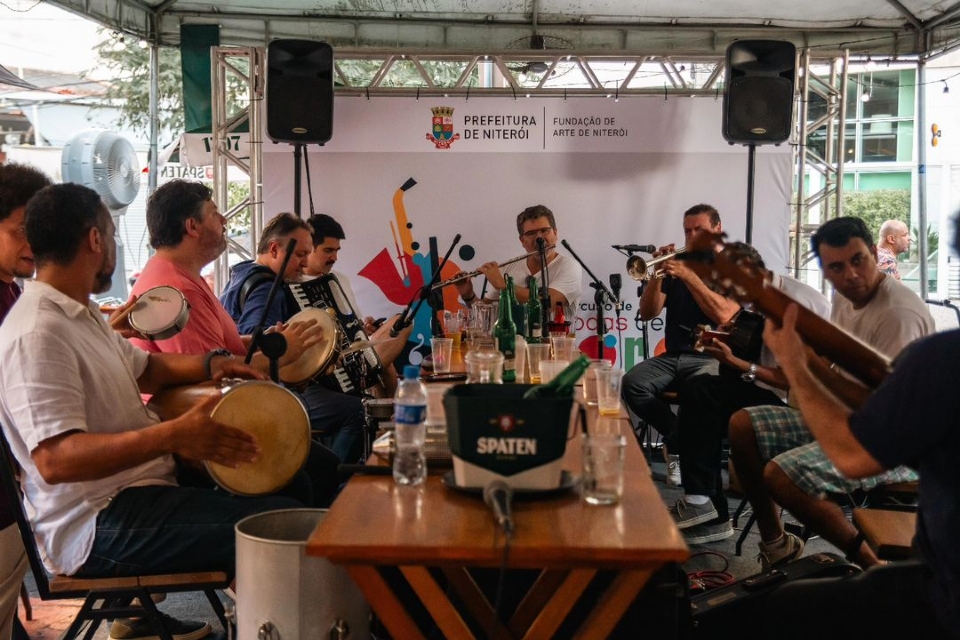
[266,39,334,145]
[722,40,797,145]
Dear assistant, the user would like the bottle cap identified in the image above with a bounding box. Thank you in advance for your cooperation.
[403,365,421,380]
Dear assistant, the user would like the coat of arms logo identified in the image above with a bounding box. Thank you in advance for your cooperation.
[426,106,460,149]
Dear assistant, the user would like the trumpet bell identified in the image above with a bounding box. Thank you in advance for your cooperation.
[626,255,649,281]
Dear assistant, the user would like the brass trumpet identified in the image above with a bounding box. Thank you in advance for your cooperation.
[626,247,687,281]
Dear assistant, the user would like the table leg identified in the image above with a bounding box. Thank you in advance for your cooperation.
[345,565,424,640]
[401,565,475,639]
[573,568,654,640]
[441,567,514,639]
[522,568,597,639]
[509,570,569,635]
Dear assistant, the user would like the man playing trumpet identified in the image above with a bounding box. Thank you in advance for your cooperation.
[621,203,740,495]
[454,204,582,323]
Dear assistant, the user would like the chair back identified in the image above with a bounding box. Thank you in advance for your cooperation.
[0,425,54,598]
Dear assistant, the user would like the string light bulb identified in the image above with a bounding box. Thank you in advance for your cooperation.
[943,80,950,94]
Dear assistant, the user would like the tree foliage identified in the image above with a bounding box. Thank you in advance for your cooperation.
[840,189,911,240]
[85,31,184,144]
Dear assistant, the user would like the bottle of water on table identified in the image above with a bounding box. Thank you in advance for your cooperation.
[393,365,428,486]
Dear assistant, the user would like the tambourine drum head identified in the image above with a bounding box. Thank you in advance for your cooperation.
[204,381,310,496]
[279,307,341,385]
[129,285,190,340]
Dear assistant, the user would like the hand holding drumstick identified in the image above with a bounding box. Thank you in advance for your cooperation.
[104,295,144,339]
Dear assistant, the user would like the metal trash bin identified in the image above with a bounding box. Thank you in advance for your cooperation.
[235,508,370,640]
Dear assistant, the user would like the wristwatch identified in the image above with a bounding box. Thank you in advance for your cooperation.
[741,362,758,383]
[203,348,233,379]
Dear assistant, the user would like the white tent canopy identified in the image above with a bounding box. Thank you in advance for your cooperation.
[45,0,960,57]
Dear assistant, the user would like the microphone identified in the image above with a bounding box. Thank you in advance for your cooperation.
[483,480,514,534]
[610,273,622,303]
[612,244,656,253]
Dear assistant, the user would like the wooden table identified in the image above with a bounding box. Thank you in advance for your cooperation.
[307,404,688,639]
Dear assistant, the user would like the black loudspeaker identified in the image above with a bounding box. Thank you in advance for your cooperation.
[722,40,796,145]
[266,39,334,144]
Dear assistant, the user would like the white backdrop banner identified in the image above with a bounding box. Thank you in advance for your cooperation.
[262,96,792,369]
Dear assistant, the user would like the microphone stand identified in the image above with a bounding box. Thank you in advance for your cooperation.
[390,234,462,338]
[536,237,551,330]
[560,240,619,360]
[243,238,296,368]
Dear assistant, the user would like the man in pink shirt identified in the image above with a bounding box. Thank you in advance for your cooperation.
[129,180,343,506]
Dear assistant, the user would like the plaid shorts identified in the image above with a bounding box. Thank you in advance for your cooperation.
[744,405,918,498]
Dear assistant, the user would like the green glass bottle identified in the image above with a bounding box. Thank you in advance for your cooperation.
[522,354,591,398]
[526,276,544,344]
[494,275,518,382]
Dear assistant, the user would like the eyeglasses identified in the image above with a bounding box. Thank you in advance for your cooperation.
[521,226,555,239]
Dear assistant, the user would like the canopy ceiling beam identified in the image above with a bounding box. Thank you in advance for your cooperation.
[885,0,924,30]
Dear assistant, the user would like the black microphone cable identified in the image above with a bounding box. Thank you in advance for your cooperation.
[489,514,513,640]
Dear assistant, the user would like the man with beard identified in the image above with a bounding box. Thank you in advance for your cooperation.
[129,180,342,505]
[0,162,51,640]
[0,183,298,640]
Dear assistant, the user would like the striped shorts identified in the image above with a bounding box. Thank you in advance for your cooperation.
[744,405,917,498]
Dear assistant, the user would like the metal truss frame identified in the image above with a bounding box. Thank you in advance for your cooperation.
[209,47,849,289]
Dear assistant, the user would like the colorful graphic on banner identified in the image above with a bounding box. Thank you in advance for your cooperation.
[357,177,468,366]
[426,106,461,150]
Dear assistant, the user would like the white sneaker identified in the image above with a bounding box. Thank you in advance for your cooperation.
[663,445,682,487]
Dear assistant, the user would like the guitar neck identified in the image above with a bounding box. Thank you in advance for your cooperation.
[757,283,892,388]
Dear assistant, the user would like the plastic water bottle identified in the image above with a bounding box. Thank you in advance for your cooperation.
[393,365,428,486]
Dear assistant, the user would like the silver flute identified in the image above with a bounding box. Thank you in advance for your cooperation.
[430,245,556,290]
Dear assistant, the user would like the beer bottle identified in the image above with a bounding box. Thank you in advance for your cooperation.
[494,275,518,382]
[526,276,544,344]
[523,354,591,398]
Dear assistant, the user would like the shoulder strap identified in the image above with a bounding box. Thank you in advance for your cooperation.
[237,266,276,312]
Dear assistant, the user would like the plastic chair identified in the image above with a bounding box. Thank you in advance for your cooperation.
[0,427,230,640]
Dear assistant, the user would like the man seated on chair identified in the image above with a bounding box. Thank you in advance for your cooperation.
[302,213,411,397]
[620,204,740,485]
[756,215,960,638]
[667,243,831,545]
[0,162,52,640]
[0,183,301,640]
[219,213,366,464]
[128,180,341,506]
[729,216,933,571]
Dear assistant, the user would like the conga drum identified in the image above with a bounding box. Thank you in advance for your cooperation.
[129,286,191,340]
[148,380,310,496]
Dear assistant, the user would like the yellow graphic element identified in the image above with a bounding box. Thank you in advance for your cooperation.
[931,123,941,148]
[430,106,455,118]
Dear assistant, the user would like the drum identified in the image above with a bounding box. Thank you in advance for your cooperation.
[279,307,343,387]
[128,285,191,341]
[147,380,310,496]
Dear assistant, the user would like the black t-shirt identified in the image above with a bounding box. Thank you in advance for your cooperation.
[662,276,714,354]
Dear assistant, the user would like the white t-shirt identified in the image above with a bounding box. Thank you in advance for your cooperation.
[0,281,175,575]
[831,274,935,359]
[483,253,583,321]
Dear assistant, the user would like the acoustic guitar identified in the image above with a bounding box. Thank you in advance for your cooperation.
[682,233,893,388]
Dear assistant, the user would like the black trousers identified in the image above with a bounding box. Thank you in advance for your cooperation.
[677,372,783,519]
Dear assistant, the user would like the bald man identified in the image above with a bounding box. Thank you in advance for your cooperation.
[877,219,910,281]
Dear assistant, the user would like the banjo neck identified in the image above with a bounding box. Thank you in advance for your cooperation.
[685,234,893,389]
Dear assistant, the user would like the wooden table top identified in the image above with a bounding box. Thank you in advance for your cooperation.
[307,407,688,570]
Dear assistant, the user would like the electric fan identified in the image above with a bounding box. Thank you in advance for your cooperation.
[61,129,141,300]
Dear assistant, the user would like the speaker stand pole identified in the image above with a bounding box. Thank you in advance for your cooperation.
[745,143,756,244]
[292,143,304,217]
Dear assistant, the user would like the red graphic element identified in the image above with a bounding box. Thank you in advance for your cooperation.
[358,248,423,306]
[578,335,617,363]
[498,415,516,432]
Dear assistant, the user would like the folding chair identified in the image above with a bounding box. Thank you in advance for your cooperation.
[0,427,230,640]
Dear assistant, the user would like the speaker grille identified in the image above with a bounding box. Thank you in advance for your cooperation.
[725,76,794,143]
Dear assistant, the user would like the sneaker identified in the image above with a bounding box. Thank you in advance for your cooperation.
[670,498,719,529]
[682,519,734,544]
[663,445,682,487]
[757,532,805,572]
[109,614,211,640]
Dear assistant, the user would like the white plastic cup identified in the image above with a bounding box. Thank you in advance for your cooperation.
[526,343,552,383]
[596,367,624,416]
[430,337,453,373]
[582,359,612,406]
